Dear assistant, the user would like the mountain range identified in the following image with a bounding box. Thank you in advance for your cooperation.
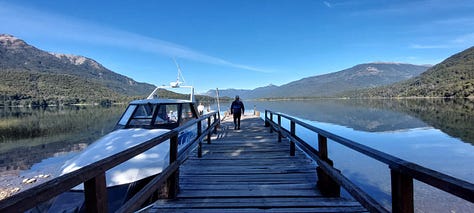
[2,34,473,104]
[207,63,430,99]
[0,34,155,105]
[354,46,474,98]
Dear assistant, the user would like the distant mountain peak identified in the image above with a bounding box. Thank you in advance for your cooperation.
[365,66,381,74]
[263,83,278,88]
[367,62,432,68]
[356,46,474,98]
[369,61,403,65]
[0,34,28,49]
[50,53,103,70]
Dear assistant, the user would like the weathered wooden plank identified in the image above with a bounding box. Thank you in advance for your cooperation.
[183,158,314,165]
[153,197,362,208]
[177,189,322,198]
[154,197,358,204]
[146,207,367,213]
[179,183,317,190]
[179,168,316,174]
[178,174,316,182]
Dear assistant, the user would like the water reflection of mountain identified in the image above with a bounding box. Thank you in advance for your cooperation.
[0,140,88,173]
[384,99,474,146]
[252,99,474,145]
[251,100,428,132]
[0,106,124,173]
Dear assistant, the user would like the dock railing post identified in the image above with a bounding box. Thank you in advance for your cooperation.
[84,172,108,213]
[269,112,273,133]
[207,117,212,144]
[277,115,282,142]
[167,133,179,198]
[264,110,269,127]
[316,134,340,197]
[390,168,414,213]
[213,113,218,134]
[290,121,296,156]
[197,120,202,158]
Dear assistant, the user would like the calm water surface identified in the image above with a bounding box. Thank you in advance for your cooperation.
[1,99,473,212]
[0,105,126,194]
[244,99,474,212]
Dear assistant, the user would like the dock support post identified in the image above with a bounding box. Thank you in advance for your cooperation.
[197,121,202,158]
[290,120,296,156]
[290,121,296,156]
[269,112,273,133]
[264,110,269,127]
[277,115,282,142]
[316,134,340,197]
[207,117,212,144]
[84,172,108,213]
[213,114,218,134]
[167,134,179,198]
[390,168,414,213]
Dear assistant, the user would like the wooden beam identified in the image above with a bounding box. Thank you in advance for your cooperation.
[207,117,212,144]
[290,121,296,156]
[278,115,282,142]
[167,134,179,198]
[391,169,414,213]
[84,172,108,213]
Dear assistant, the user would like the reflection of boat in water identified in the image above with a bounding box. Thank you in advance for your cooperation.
[34,72,203,212]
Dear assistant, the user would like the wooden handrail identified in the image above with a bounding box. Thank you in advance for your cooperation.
[0,111,220,213]
[265,110,474,213]
[117,114,221,213]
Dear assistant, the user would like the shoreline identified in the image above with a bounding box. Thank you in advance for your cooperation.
[0,170,55,201]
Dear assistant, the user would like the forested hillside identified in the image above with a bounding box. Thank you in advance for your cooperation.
[353,46,474,98]
[0,34,155,106]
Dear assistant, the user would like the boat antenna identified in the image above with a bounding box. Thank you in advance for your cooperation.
[146,59,194,101]
[171,58,186,88]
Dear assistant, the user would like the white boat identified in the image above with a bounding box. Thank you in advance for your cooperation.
[61,98,199,188]
[34,70,203,212]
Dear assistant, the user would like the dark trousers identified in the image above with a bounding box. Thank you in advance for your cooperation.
[233,113,241,129]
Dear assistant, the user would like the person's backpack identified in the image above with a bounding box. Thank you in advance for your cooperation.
[232,101,242,114]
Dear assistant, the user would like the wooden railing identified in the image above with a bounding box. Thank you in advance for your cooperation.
[0,112,220,213]
[265,110,474,213]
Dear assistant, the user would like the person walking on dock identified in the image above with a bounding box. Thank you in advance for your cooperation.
[230,95,245,130]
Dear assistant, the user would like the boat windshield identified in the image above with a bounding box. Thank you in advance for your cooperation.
[118,105,137,125]
[117,103,196,129]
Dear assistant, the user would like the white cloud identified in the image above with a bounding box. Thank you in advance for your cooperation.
[410,44,450,49]
[410,33,474,49]
[323,1,332,8]
[0,2,271,73]
[452,33,474,44]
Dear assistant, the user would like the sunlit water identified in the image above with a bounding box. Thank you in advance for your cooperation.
[240,99,474,212]
[1,99,473,212]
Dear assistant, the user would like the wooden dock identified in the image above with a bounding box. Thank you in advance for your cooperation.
[144,115,366,212]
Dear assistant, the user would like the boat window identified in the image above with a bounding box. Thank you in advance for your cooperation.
[181,103,195,125]
[128,104,156,126]
[155,104,179,125]
[118,105,137,125]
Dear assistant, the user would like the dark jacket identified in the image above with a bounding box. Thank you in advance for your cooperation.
[230,100,245,114]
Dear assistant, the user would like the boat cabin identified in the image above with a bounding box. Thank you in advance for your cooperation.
[115,99,199,130]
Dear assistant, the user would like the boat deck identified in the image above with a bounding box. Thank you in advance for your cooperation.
[143,115,366,212]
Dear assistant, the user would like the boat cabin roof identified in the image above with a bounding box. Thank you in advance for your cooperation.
[130,99,194,105]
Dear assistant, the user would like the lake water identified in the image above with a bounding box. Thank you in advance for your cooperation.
[1,99,473,212]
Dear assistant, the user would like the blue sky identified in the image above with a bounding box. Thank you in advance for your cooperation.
[1,0,474,93]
